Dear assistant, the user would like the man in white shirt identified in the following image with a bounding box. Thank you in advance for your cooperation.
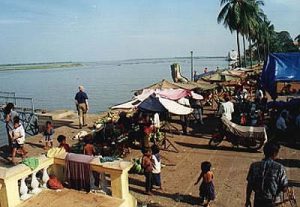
[218,96,234,121]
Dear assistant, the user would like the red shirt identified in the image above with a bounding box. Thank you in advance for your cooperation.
[60,143,70,152]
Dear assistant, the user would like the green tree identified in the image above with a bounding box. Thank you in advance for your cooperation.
[218,0,243,66]
[218,0,264,67]
[270,31,299,52]
[295,34,300,44]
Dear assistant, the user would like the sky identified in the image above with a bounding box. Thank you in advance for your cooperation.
[0,0,299,64]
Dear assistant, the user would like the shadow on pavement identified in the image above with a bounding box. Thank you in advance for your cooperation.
[277,159,300,168]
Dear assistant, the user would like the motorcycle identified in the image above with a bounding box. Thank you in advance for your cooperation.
[209,117,267,150]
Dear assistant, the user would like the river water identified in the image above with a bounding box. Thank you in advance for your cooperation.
[0,57,228,146]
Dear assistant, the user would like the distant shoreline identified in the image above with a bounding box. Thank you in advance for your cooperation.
[0,62,84,71]
[0,56,228,72]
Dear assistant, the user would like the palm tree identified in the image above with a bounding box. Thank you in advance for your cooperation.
[245,0,265,66]
[218,0,264,67]
[294,34,300,46]
[218,0,242,66]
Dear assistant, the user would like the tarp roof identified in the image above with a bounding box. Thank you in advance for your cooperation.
[261,52,300,99]
[201,72,241,82]
[138,79,218,91]
[138,95,193,115]
[138,95,166,113]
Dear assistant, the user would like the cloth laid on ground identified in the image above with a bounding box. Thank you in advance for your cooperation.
[22,157,39,170]
[221,117,267,140]
[65,153,94,192]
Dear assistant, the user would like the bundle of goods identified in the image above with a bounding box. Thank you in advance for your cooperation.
[130,158,144,174]
[99,156,119,163]
[150,130,164,144]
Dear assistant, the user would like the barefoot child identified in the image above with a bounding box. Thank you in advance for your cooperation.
[194,161,215,207]
[142,148,153,195]
[10,116,27,164]
[43,121,54,149]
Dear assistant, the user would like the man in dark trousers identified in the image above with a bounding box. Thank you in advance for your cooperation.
[245,142,288,207]
[75,85,89,129]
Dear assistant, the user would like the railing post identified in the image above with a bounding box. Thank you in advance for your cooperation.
[30,172,41,194]
[42,167,50,188]
[20,177,31,200]
[0,178,21,207]
[110,169,136,207]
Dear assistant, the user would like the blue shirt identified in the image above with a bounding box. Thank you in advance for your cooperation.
[75,91,88,104]
[247,158,288,201]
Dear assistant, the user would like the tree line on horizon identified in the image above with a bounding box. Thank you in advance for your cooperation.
[217,0,300,67]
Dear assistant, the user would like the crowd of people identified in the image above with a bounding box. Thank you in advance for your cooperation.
[2,80,298,207]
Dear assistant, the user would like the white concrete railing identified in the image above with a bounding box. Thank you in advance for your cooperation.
[0,155,53,207]
[0,154,137,207]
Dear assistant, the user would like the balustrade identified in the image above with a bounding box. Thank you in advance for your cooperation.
[0,154,136,207]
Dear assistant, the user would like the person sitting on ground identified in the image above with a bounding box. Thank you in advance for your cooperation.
[57,135,70,152]
[151,144,162,190]
[245,142,288,207]
[10,116,27,164]
[142,148,153,195]
[43,121,55,149]
[194,161,215,207]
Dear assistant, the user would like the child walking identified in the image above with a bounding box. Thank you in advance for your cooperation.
[10,116,27,164]
[43,121,54,149]
[194,161,215,207]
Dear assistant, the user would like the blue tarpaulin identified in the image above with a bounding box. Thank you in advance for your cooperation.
[138,95,166,112]
[261,52,300,99]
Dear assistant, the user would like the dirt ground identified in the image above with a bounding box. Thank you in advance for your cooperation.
[1,110,299,207]
[125,117,300,207]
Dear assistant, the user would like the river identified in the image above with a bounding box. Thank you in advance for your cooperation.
[0,57,228,146]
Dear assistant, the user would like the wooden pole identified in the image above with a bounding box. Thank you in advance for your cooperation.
[191,51,194,81]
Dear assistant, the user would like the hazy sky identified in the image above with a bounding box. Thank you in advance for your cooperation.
[0,0,299,64]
